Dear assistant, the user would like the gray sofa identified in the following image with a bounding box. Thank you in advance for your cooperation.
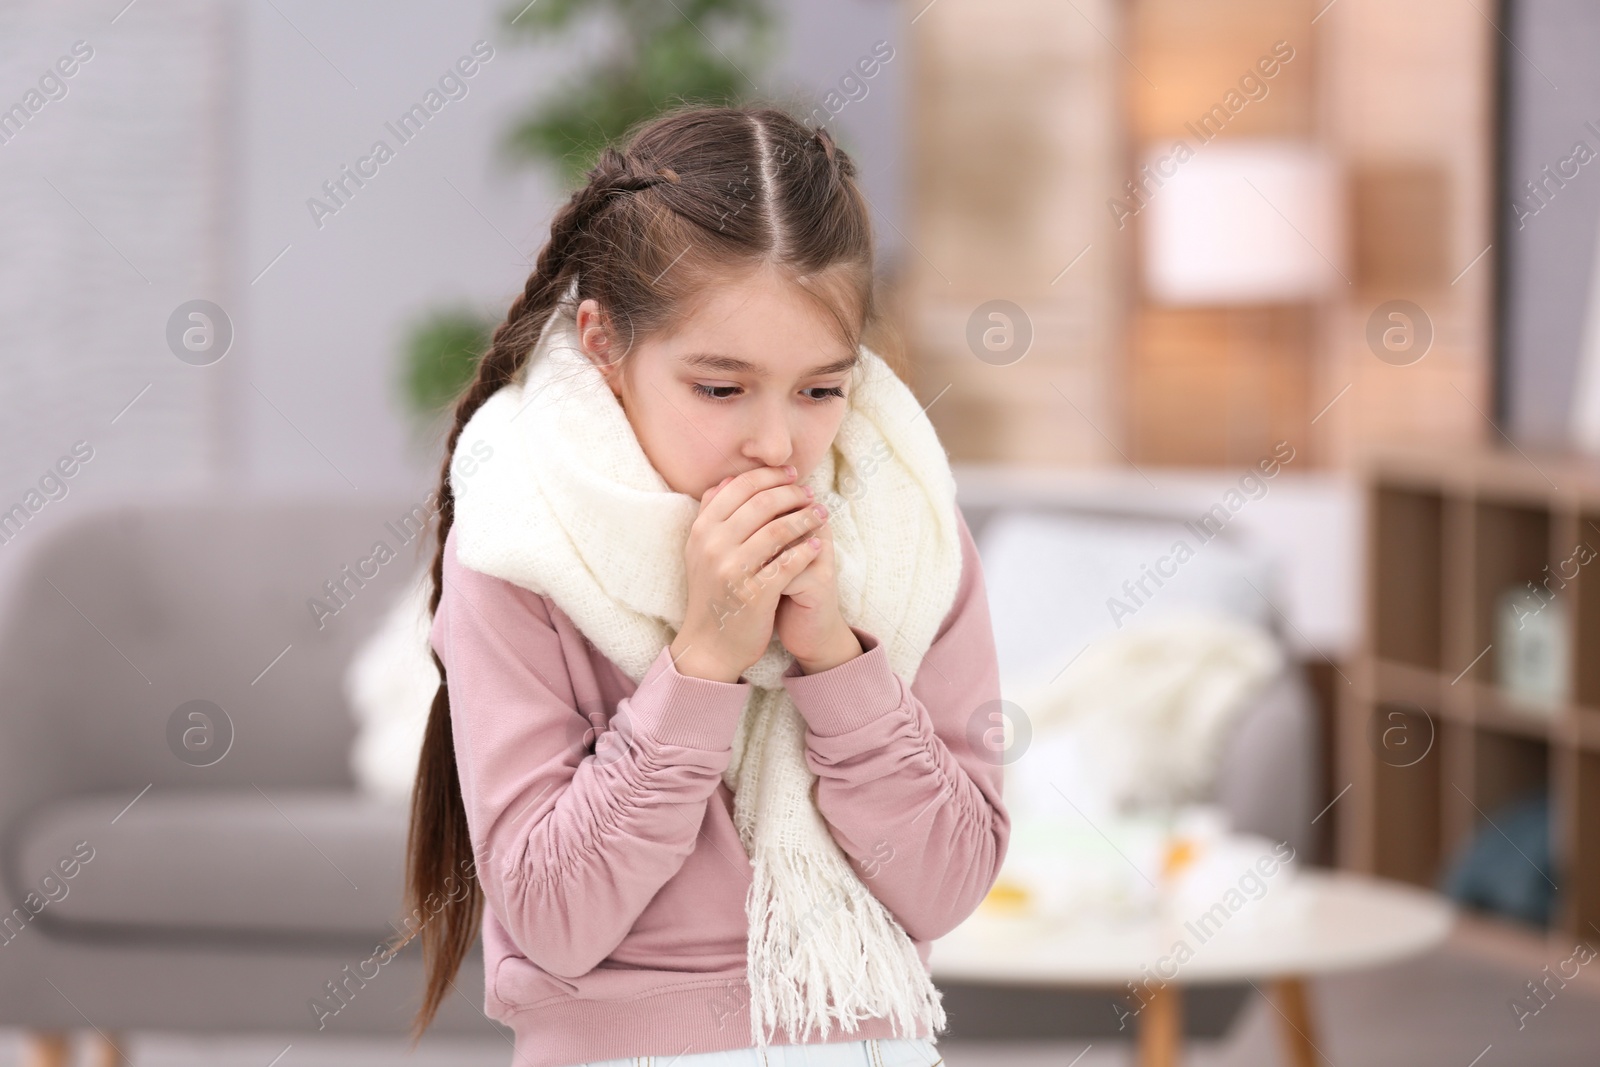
[0,488,1317,1058]
[0,494,506,1064]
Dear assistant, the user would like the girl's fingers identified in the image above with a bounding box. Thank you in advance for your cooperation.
[759,502,824,562]
[698,466,794,527]
[768,533,823,578]
[699,475,733,511]
[763,524,820,569]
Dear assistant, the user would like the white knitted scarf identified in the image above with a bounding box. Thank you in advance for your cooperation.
[448,296,964,1048]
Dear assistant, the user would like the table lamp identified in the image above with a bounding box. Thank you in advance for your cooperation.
[1141,139,1345,305]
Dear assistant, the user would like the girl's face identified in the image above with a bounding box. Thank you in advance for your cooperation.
[574,264,860,500]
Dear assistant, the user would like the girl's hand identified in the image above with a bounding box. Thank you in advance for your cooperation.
[668,465,827,683]
[774,511,862,674]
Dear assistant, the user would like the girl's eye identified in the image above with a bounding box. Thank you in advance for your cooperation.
[690,383,847,404]
[691,383,740,402]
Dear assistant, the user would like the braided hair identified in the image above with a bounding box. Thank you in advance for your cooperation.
[400,102,875,1043]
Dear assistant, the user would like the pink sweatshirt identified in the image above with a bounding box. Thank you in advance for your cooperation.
[429,507,1010,1067]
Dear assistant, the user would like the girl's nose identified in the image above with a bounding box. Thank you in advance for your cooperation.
[743,412,793,468]
[745,442,793,469]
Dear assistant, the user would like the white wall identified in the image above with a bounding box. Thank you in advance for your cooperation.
[0,0,229,555]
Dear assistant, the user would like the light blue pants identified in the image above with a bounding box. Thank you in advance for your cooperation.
[580,1036,941,1066]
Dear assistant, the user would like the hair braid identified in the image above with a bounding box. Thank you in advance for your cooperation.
[401,134,695,1045]
[811,125,856,180]
[423,149,681,617]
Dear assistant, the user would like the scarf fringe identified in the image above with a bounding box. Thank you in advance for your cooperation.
[744,832,948,1047]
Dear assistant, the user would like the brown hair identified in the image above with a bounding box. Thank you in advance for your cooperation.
[393,102,877,1043]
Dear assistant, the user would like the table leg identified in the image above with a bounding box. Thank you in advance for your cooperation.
[1138,981,1181,1067]
[1272,976,1319,1067]
[90,1031,130,1067]
[23,1031,70,1067]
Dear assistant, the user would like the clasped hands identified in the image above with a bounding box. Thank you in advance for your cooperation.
[668,464,862,683]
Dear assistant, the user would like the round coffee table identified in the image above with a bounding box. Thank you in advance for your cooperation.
[929,869,1455,1066]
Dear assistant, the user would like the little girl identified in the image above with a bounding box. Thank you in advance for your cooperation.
[398,103,1009,1067]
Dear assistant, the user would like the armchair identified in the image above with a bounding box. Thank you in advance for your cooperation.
[0,494,507,1064]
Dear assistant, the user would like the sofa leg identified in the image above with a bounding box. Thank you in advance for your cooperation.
[23,1031,71,1067]
[90,1030,132,1067]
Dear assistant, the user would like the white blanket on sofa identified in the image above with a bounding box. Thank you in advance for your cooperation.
[344,570,437,804]
[1005,606,1283,814]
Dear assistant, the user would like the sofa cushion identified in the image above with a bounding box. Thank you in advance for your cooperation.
[976,508,1278,692]
[10,788,409,942]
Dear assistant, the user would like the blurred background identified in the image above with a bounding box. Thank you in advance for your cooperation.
[3,0,1600,1064]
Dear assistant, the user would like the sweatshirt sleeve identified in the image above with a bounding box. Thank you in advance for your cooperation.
[779,508,1010,943]
[432,527,752,980]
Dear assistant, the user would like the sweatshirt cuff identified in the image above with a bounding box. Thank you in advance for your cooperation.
[780,626,905,737]
[624,644,752,751]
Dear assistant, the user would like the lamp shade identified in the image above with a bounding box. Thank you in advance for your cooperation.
[1141,140,1345,305]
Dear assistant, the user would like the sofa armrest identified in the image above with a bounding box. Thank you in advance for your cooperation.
[1215,662,1320,861]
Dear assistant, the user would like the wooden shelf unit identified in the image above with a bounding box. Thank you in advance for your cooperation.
[1340,442,1600,938]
